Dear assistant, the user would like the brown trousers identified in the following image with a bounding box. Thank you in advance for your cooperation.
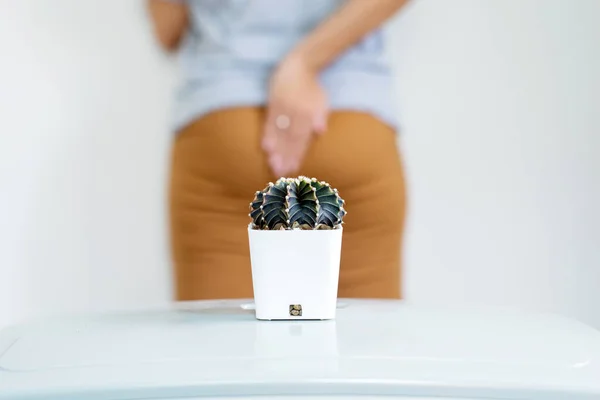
[169,107,407,300]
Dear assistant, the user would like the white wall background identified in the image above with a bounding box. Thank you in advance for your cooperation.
[1,0,599,329]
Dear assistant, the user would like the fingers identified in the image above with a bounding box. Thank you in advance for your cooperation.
[263,107,313,177]
[312,108,329,135]
[261,122,278,153]
[262,106,286,176]
[262,94,329,177]
[284,117,312,174]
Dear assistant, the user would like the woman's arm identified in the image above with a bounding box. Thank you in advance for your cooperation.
[288,0,409,72]
[262,0,409,177]
[146,0,189,52]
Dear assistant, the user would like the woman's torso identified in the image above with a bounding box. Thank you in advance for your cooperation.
[171,0,398,133]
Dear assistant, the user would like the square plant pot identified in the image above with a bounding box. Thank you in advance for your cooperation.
[248,226,343,320]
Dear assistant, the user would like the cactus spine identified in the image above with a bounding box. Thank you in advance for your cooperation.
[249,176,345,230]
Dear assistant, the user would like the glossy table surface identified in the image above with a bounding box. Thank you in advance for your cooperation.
[1,299,599,400]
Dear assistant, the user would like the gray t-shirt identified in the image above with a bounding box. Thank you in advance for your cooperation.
[170,0,397,132]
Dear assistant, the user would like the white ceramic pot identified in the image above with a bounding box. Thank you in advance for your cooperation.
[248,225,343,320]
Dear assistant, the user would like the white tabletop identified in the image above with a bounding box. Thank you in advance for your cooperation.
[1,299,599,400]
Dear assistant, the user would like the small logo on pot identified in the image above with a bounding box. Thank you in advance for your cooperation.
[289,304,302,316]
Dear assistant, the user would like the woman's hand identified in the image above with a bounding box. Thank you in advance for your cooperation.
[262,54,328,177]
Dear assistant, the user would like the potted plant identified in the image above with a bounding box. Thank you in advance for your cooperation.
[247,176,346,320]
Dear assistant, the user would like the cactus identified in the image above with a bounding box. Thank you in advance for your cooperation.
[249,176,345,230]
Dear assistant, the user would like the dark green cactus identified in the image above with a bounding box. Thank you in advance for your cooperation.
[249,176,345,230]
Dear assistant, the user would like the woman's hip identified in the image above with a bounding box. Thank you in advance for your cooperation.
[169,107,404,194]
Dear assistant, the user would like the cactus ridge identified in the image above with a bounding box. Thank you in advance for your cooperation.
[310,179,346,228]
[288,177,318,229]
[261,179,289,230]
[249,189,266,229]
[249,176,345,230]
[336,192,347,221]
[309,180,341,228]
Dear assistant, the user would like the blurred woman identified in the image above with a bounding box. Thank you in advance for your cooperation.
[147,0,409,300]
